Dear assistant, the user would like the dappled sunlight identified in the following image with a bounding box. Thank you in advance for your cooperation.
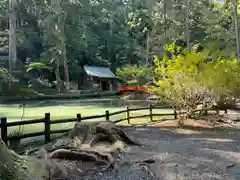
[186,137,235,142]
[200,148,240,161]
[116,118,150,126]
[0,103,126,120]
[2,0,240,178]
[121,125,240,180]
[171,128,202,135]
[8,123,45,135]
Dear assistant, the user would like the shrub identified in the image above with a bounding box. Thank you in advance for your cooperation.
[152,43,240,123]
[116,65,153,86]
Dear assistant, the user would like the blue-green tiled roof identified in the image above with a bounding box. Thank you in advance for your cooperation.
[84,66,116,78]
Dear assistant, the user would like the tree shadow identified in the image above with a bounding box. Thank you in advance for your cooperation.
[120,125,240,180]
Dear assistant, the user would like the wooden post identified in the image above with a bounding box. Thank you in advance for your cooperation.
[149,104,153,122]
[44,113,51,143]
[224,108,227,114]
[77,113,81,122]
[174,110,177,119]
[216,109,219,115]
[204,104,208,116]
[127,106,130,124]
[204,109,208,116]
[1,117,8,144]
[105,110,110,121]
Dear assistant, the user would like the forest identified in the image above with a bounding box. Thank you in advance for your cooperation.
[2,1,240,180]
[0,0,239,95]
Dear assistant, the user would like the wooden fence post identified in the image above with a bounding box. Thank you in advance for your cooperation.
[105,110,110,121]
[149,104,153,122]
[44,113,51,144]
[204,104,208,116]
[224,108,227,114]
[127,106,130,124]
[216,109,219,115]
[1,117,7,144]
[204,109,208,116]
[174,110,177,119]
[77,113,81,122]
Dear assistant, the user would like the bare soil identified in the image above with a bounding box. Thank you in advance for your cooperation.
[25,119,240,180]
[119,120,240,180]
[77,119,240,180]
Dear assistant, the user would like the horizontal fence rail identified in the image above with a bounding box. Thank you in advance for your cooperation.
[0,105,225,145]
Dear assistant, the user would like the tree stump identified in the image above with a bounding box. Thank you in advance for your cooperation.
[1,121,143,180]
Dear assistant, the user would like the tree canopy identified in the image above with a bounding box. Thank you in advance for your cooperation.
[0,0,239,94]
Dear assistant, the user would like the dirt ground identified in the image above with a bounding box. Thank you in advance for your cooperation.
[72,118,240,180]
[116,119,240,180]
[26,118,240,180]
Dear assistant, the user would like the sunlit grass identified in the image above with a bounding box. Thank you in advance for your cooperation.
[0,104,126,120]
[0,100,173,148]
[1,103,173,134]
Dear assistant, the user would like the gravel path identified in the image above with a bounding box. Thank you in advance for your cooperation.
[121,125,240,180]
[58,124,240,180]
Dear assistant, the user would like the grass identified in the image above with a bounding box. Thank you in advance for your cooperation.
[0,99,173,148]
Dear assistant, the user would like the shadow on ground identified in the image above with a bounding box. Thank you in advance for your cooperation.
[120,125,240,180]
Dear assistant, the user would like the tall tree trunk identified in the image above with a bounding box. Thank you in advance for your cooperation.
[145,31,150,66]
[232,0,240,60]
[55,59,61,93]
[61,15,70,90]
[185,0,191,51]
[163,0,167,44]
[8,0,17,94]
[108,15,113,68]
[63,53,70,89]
[9,0,17,72]
[50,0,69,92]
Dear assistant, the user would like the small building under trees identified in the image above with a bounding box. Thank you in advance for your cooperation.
[82,66,119,91]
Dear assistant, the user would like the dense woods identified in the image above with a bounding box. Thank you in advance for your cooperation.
[2,1,240,180]
[0,0,239,94]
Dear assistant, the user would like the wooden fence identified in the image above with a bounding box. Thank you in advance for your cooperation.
[0,105,177,144]
[0,105,224,144]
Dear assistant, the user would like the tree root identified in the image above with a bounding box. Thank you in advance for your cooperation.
[18,121,143,179]
[50,149,106,162]
[0,139,74,180]
[89,133,117,147]
[95,125,142,146]
[49,148,116,171]
[112,127,142,146]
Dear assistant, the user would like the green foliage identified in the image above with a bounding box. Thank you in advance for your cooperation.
[202,57,240,97]
[116,65,153,86]
[0,0,240,96]
[25,62,52,72]
[153,43,240,114]
[0,68,18,82]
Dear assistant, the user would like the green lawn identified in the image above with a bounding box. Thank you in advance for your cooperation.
[0,99,173,148]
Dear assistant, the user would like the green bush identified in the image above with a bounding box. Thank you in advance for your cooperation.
[116,65,153,86]
[152,43,240,119]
